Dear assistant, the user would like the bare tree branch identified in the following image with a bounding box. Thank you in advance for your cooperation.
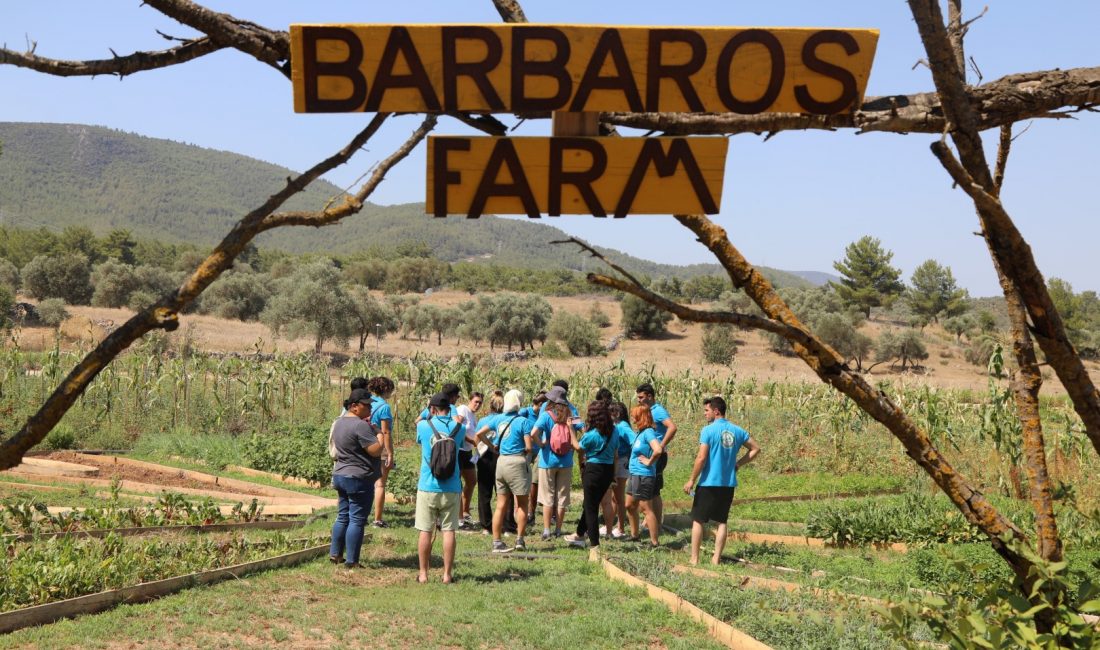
[0,114,438,470]
[646,212,1033,578]
[946,0,967,80]
[603,66,1100,136]
[0,37,224,77]
[491,0,528,23]
[985,124,1063,562]
[912,0,1100,463]
[143,0,290,77]
[261,116,437,229]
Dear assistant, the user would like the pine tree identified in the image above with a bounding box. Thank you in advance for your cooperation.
[831,236,905,318]
[908,259,968,323]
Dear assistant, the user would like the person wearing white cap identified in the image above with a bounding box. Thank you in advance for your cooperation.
[480,389,535,552]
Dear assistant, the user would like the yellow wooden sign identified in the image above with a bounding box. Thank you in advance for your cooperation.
[426,136,728,218]
[291,24,878,114]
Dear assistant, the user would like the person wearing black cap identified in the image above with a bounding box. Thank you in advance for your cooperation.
[329,388,383,569]
[415,391,466,584]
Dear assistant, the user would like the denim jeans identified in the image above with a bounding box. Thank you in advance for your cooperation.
[330,473,375,566]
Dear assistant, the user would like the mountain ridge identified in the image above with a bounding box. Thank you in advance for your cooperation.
[0,121,819,286]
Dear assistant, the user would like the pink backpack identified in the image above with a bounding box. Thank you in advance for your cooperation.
[548,410,573,455]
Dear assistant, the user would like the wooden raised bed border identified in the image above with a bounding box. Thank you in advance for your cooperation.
[0,544,328,635]
[597,554,772,650]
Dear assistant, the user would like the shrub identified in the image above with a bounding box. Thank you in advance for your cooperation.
[588,302,611,328]
[44,426,76,450]
[201,270,271,321]
[538,340,570,359]
[964,336,999,367]
[548,311,603,356]
[621,294,671,338]
[875,329,929,370]
[243,423,330,486]
[35,298,69,328]
[0,258,19,291]
[0,285,13,330]
[21,253,93,304]
[701,323,737,365]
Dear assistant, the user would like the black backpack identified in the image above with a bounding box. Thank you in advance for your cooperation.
[427,418,460,480]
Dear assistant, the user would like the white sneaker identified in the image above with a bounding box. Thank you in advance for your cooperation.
[564,533,586,548]
[611,527,626,540]
[598,525,608,536]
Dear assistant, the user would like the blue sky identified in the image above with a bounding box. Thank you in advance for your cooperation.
[1,1,1097,296]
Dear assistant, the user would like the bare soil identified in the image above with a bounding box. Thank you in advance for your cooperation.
[42,452,271,496]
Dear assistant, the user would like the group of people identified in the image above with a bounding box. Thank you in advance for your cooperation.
[327,376,761,582]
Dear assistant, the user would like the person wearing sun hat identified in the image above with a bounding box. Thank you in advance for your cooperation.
[329,388,383,569]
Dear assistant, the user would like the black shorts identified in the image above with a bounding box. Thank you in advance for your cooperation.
[627,475,656,501]
[654,452,669,493]
[691,486,735,524]
[459,449,476,471]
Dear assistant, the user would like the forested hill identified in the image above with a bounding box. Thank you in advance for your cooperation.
[0,122,813,286]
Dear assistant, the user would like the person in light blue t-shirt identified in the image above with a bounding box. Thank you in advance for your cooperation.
[530,385,580,539]
[683,396,760,566]
[611,401,635,539]
[368,376,396,529]
[636,383,677,530]
[414,393,466,584]
[626,405,663,547]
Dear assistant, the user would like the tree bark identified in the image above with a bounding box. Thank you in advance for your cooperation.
[908,0,1100,463]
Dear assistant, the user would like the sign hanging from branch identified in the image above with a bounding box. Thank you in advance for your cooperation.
[291,24,879,114]
[426,136,728,218]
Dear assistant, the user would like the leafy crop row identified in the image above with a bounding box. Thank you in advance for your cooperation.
[0,532,324,612]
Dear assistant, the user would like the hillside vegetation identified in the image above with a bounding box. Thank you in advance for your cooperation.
[0,122,812,286]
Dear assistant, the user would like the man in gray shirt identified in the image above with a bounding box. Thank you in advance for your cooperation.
[330,388,383,568]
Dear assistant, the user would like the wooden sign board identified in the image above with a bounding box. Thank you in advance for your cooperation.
[426,136,728,218]
[291,24,878,114]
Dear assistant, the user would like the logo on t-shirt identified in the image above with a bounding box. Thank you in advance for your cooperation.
[720,429,737,449]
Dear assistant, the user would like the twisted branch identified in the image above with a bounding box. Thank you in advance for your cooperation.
[0,37,224,77]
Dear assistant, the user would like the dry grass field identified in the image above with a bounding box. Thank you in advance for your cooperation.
[14,289,1100,395]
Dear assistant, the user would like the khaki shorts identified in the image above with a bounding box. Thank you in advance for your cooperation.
[414,490,460,532]
[496,454,531,496]
[538,467,572,510]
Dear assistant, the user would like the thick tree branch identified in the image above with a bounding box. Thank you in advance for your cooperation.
[0,37,224,77]
[491,0,528,23]
[603,66,1100,136]
[931,141,1100,461]
[143,0,290,77]
[0,114,443,470]
[986,125,1062,562]
[617,212,1035,578]
[912,0,1100,464]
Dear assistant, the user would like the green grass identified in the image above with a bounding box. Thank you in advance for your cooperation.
[0,503,724,649]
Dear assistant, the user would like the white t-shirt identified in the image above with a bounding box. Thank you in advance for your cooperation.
[456,404,478,455]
